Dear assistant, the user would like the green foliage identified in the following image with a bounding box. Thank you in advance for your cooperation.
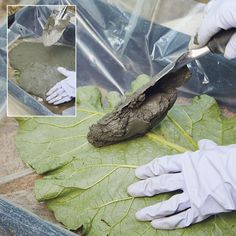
[16,78,236,235]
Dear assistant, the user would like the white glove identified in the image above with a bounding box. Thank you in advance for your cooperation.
[46,67,76,105]
[128,139,236,230]
[195,0,236,59]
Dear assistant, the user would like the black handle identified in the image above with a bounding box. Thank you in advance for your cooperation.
[207,28,236,54]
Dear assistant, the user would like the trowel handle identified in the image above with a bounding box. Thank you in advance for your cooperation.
[207,28,236,54]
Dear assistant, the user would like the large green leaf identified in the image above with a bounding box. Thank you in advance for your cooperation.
[16,76,236,235]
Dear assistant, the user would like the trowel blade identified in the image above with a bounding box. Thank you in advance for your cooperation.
[151,45,211,89]
[43,12,70,47]
[43,28,65,47]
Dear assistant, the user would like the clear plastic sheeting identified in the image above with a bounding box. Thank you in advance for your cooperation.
[75,0,202,93]
[74,0,236,108]
[9,6,51,39]
[4,0,236,110]
[73,0,236,108]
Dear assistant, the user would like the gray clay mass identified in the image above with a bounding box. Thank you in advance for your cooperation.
[87,66,191,147]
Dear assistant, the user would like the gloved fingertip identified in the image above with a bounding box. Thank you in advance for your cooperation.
[128,181,147,197]
[198,139,218,150]
[47,95,60,104]
[54,100,64,105]
[57,66,65,72]
[224,51,236,60]
[46,88,55,96]
[57,67,69,76]
[46,95,52,101]
[196,22,214,48]
[151,219,174,230]
[135,210,148,221]
[135,167,146,179]
[127,184,136,197]
[46,94,55,101]
[224,33,236,60]
[47,82,62,95]
[151,220,162,229]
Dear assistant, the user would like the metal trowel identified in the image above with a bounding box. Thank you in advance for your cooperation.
[43,6,70,47]
[87,29,236,148]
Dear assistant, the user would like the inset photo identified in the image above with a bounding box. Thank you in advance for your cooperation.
[7,5,76,117]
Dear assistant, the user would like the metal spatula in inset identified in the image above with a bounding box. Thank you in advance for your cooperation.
[43,6,70,47]
[87,29,236,148]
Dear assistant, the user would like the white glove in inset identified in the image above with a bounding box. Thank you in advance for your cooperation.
[46,67,76,105]
[128,140,236,230]
[196,0,236,59]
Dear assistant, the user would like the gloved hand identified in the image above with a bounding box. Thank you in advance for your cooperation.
[193,0,236,59]
[46,67,76,105]
[128,139,236,230]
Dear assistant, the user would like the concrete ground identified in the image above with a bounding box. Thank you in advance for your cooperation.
[0,118,58,225]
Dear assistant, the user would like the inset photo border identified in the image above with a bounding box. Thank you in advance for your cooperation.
[7,5,77,117]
